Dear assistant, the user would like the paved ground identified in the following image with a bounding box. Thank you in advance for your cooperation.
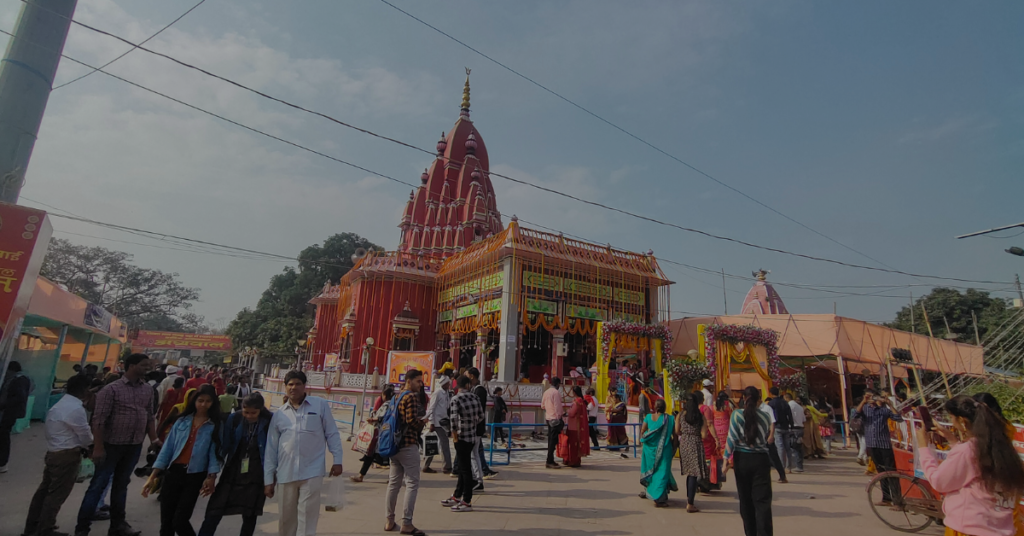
[0,422,942,536]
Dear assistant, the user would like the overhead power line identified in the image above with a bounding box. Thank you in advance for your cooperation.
[53,0,207,90]
[376,0,900,274]
[0,21,1011,287]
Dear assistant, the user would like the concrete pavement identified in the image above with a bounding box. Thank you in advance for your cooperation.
[0,423,941,536]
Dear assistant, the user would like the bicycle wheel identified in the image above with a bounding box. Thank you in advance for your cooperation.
[867,471,937,533]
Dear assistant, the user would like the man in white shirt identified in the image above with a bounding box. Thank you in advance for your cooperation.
[541,377,565,470]
[25,375,94,536]
[700,379,715,410]
[423,376,452,474]
[784,392,805,473]
[156,366,180,405]
[264,370,344,536]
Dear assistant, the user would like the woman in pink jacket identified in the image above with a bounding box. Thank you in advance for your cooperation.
[915,395,1024,536]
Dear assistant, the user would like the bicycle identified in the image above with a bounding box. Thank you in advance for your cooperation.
[866,470,943,533]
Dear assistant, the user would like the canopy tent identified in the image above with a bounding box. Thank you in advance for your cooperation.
[668,314,983,376]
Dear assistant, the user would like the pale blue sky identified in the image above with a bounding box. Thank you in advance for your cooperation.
[3,0,1023,327]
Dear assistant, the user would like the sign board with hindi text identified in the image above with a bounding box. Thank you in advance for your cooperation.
[0,203,52,381]
[385,351,434,391]
[133,331,233,351]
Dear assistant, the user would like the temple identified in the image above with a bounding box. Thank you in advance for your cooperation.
[276,75,673,419]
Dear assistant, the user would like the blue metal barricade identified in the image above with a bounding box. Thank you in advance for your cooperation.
[485,421,640,466]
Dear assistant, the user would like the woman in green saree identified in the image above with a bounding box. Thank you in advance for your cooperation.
[639,399,678,507]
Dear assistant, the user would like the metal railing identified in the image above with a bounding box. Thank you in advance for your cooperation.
[258,390,358,433]
[484,422,640,466]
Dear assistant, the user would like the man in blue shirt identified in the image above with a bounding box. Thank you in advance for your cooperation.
[264,370,344,536]
[855,389,902,505]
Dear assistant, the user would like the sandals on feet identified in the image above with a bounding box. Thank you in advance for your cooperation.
[401,527,426,536]
[384,521,398,532]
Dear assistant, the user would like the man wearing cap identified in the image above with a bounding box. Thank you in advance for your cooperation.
[423,376,452,474]
[700,379,714,409]
[157,366,181,405]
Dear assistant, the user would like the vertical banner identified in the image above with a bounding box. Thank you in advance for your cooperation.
[385,351,434,391]
[0,203,52,384]
[594,322,608,403]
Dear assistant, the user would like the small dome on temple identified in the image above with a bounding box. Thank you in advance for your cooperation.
[741,269,789,315]
[420,169,429,184]
[471,168,481,181]
[465,132,477,154]
[436,133,447,154]
[511,214,518,223]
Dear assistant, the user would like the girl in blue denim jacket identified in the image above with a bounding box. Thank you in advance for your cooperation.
[144,384,223,536]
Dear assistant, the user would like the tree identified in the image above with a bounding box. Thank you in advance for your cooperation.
[226,232,380,359]
[41,238,204,331]
[887,287,1022,371]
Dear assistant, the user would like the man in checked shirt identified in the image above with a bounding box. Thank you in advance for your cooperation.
[75,354,161,536]
[384,369,426,535]
[442,375,484,513]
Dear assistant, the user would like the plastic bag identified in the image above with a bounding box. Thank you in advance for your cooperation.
[77,458,95,483]
[323,476,345,512]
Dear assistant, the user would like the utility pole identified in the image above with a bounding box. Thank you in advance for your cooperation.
[0,0,78,203]
[909,292,915,333]
[1015,274,1024,306]
[721,268,727,315]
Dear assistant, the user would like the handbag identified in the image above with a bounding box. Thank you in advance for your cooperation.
[421,432,440,457]
[850,414,865,435]
[556,431,570,459]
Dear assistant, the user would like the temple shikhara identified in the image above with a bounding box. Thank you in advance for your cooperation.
[266,76,673,419]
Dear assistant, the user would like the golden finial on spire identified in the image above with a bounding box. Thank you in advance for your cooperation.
[461,68,471,111]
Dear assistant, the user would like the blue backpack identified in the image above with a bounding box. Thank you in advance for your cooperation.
[376,391,409,458]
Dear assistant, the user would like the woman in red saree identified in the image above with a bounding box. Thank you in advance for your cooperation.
[561,386,591,467]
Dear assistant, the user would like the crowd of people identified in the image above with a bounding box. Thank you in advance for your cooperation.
[5,352,1024,536]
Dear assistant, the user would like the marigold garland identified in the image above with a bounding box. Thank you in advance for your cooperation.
[599,320,672,357]
[703,323,781,383]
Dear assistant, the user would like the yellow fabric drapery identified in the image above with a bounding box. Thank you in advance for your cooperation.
[715,341,773,393]
[595,323,610,402]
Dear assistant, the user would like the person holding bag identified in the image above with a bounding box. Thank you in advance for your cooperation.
[197,393,273,536]
[143,384,223,536]
[423,377,452,474]
[915,395,1024,536]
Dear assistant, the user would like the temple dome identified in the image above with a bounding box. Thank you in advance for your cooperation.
[740,269,789,315]
[397,74,502,257]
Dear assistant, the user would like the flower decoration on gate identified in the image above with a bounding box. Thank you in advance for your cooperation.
[703,323,781,382]
[599,320,673,357]
[774,371,805,394]
[666,358,710,399]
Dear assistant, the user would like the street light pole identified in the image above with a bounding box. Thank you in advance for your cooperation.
[356,337,374,427]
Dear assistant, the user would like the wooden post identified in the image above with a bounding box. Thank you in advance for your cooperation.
[920,304,953,399]
[836,355,851,448]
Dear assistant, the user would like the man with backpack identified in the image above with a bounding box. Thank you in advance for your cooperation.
[382,369,426,535]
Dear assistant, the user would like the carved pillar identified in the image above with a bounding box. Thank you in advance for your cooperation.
[496,258,520,383]
[550,329,567,381]
[475,328,489,372]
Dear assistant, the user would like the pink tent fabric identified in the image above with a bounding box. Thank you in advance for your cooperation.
[668,314,982,376]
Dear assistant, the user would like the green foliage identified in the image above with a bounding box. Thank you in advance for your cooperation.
[41,238,204,331]
[887,287,1022,371]
[226,232,380,359]
[963,381,1024,425]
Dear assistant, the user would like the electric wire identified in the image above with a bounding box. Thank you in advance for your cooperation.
[52,0,207,89]
[4,10,1014,287]
[376,0,901,274]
